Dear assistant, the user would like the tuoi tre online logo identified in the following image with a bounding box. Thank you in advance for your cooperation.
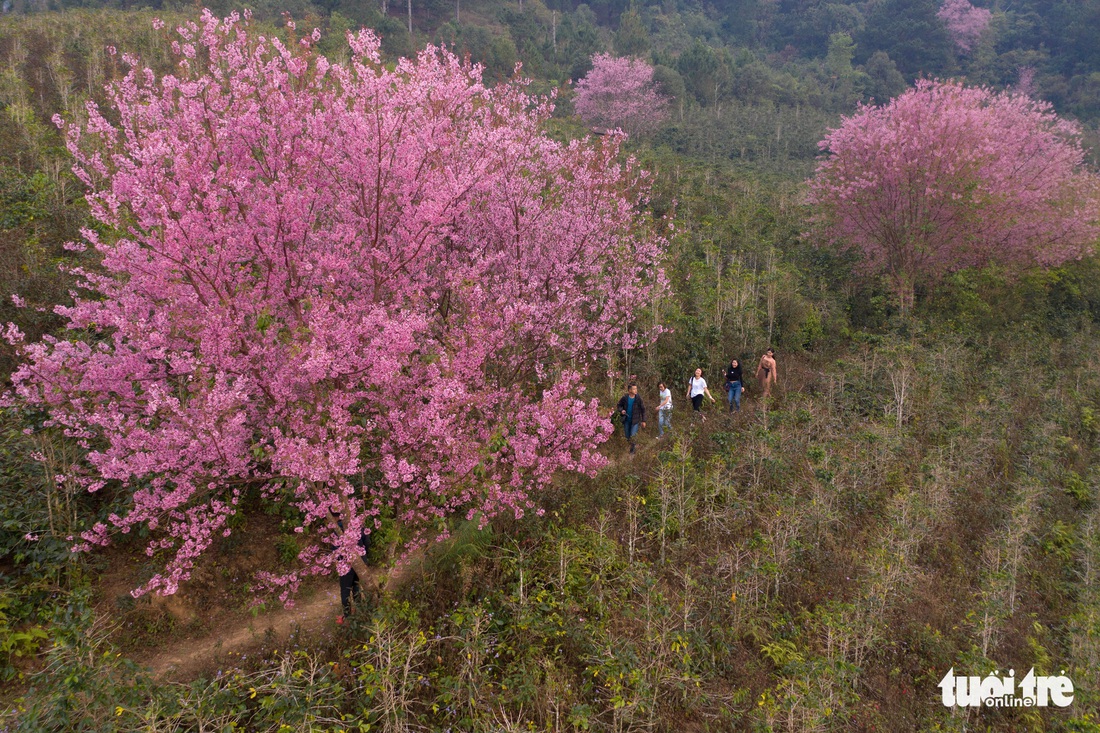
[938,668,1074,708]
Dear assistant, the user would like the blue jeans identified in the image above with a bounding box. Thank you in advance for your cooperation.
[658,409,671,436]
[623,421,640,440]
[726,381,742,412]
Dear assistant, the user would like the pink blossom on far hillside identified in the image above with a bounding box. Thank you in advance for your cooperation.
[937,0,992,53]
[1015,65,1037,97]
[574,53,669,137]
[807,79,1100,305]
[7,11,668,603]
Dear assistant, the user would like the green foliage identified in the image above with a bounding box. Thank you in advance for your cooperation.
[858,0,956,79]
[0,590,48,681]
[863,50,907,102]
[1065,471,1093,507]
[426,518,493,579]
[613,6,648,57]
[825,31,855,78]
[0,411,93,582]
[1042,520,1079,563]
[675,40,726,107]
[9,596,149,732]
[274,535,300,567]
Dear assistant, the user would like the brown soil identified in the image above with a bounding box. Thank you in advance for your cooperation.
[141,559,427,680]
[142,581,343,679]
[94,514,419,681]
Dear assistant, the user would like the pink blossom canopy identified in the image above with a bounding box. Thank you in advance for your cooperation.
[807,79,1100,292]
[573,53,669,137]
[937,0,992,54]
[8,12,667,601]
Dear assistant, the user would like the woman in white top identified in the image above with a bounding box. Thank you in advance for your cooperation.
[686,368,716,421]
[656,382,673,438]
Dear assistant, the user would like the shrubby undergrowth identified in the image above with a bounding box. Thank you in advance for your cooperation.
[8,313,1100,731]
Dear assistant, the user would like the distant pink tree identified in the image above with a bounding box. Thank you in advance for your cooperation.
[1015,65,1037,97]
[574,53,669,137]
[7,12,667,601]
[807,79,1100,311]
[937,0,992,53]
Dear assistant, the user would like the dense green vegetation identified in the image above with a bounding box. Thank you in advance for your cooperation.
[11,0,1100,122]
[2,1,1100,730]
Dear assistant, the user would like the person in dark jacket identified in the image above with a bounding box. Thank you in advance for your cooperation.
[724,358,745,412]
[332,522,372,624]
[611,382,647,454]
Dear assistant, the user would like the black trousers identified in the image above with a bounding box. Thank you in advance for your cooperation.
[338,532,373,615]
[339,567,360,614]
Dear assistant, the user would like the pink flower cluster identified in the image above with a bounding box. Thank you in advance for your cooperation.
[808,79,1100,289]
[9,11,667,599]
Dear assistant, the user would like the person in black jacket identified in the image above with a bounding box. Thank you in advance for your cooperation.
[332,521,372,625]
[611,382,646,454]
[725,358,746,412]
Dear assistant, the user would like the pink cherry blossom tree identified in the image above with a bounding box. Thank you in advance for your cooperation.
[807,79,1100,311]
[1015,65,1037,97]
[937,0,992,54]
[6,12,667,602]
[573,53,669,137]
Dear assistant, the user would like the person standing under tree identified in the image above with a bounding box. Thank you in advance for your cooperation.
[687,368,716,421]
[333,522,372,625]
[612,382,647,454]
[656,381,673,438]
[756,348,778,398]
[724,358,745,412]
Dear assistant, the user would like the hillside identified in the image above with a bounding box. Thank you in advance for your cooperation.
[1,2,1100,732]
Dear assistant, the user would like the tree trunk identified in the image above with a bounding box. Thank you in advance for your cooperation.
[328,504,374,586]
[408,0,413,34]
[348,553,371,583]
[456,0,460,24]
[892,273,915,316]
[714,259,722,331]
[765,247,776,343]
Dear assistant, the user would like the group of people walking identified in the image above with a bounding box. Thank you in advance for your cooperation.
[612,349,779,454]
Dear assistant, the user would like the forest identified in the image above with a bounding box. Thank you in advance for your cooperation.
[2,0,1100,731]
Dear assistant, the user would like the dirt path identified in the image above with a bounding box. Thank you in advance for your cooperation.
[143,584,342,679]
[141,556,425,680]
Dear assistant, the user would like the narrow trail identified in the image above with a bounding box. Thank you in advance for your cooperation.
[142,559,422,680]
[144,584,342,679]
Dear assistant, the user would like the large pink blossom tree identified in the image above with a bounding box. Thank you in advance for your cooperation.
[937,0,992,54]
[807,79,1100,311]
[7,12,666,601]
[573,53,669,137]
